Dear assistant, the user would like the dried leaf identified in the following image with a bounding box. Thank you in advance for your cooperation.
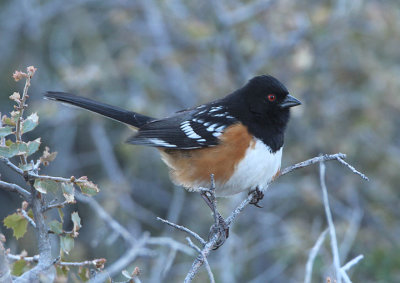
[77,177,99,196]
[62,183,75,203]
[71,212,81,234]
[40,146,57,164]
[9,92,21,102]
[3,213,28,240]
[12,71,26,82]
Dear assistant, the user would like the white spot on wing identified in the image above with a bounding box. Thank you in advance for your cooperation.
[215,125,225,132]
[206,124,219,132]
[209,106,223,113]
[148,138,177,148]
[180,121,202,139]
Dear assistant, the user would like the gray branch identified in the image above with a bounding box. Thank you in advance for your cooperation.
[320,162,342,283]
[161,153,369,282]
[0,180,31,199]
[304,229,328,283]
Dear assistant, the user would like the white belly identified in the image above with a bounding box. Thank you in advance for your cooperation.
[216,139,282,197]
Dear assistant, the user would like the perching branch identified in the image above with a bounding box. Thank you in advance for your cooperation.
[158,153,368,282]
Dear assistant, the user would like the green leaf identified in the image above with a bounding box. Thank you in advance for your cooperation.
[78,267,90,282]
[62,183,75,203]
[0,126,13,137]
[3,213,28,240]
[26,138,41,156]
[0,141,27,158]
[0,146,9,158]
[34,179,59,194]
[71,212,81,233]
[49,220,63,235]
[12,259,27,276]
[19,163,33,171]
[2,116,16,126]
[9,142,28,156]
[21,113,39,134]
[77,178,99,196]
[60,235,74,254]
[56,265,70,277]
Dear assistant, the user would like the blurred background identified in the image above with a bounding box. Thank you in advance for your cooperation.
[1,0,399,282]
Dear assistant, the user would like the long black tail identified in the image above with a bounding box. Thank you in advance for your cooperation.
[44,92,154,128]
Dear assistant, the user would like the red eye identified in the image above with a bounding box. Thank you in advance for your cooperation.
[267,94,276,102]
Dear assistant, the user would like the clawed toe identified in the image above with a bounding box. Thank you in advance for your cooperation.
[209,215,229,250]
[249,188,264,208]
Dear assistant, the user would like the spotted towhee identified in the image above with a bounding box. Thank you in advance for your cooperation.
[45,75,301,200]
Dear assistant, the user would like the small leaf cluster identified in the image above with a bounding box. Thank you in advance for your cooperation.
[1,66,103,280]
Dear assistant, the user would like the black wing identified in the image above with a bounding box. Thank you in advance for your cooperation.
[127,104,238,149]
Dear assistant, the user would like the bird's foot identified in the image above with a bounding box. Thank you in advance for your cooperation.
[249,187,264,208]
[209,214,229,250]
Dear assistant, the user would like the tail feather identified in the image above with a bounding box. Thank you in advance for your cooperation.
[44,92,154,128]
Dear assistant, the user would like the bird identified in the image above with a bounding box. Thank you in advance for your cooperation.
[44,75,301,204]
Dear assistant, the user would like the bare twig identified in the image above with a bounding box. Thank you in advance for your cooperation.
[186,237,215,283]
[156,217,206,246]
[17,189,54,282]
[304,229,328,283]
[184,233,220,283]
[7,254,40,263]
[147,237,194,255]
[340,254,364,283]
[58,258,106,268]
[0,180,31,199]
[179,153,368,281]
[75,191,133,244]
[14,68,35,166]
[21,209,36,228]
[42,200,69,212]
[0,156,84,185]
[320,162,342,283]
[8,253,106,268]
[280,153,347,176]
[336,157,369,181]
[341,254,364,272]
[89,233,150,283]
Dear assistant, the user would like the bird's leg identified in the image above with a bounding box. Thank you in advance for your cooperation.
[249,187,264,208]
[200,175,229,250]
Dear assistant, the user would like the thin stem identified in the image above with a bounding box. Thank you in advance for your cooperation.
[156,217,206,246]
[320,162,342,283]
[0,180,31,199]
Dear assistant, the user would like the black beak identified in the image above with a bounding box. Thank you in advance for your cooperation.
[280,95,301,108]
